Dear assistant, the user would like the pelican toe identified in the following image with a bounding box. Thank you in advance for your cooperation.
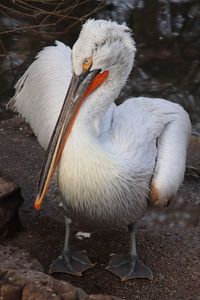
[49,250,95,276]
[106,253,153,281]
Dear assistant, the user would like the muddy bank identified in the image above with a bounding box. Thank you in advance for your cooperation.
[0,116,200,299]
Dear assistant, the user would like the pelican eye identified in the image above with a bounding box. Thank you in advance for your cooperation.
[83,56,93,72]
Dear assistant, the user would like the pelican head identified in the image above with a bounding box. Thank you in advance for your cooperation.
[34,19,136,210]
[72,19,136,86]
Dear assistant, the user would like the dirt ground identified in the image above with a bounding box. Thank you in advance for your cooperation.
[0,116,200,300]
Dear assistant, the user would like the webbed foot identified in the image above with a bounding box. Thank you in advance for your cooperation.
[106,253,153,281]
[49,250,95,276]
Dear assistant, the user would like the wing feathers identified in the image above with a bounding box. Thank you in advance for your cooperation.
[149,100,191,206]
[8,41,72,149]
[114,97,191,207]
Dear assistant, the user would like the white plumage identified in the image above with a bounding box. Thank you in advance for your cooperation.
[9,19,191,227]
[10,41,72,149]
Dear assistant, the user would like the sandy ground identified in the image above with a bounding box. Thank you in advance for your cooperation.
[0,116,200,300]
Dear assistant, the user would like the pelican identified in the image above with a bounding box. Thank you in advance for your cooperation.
[8,19,191,281]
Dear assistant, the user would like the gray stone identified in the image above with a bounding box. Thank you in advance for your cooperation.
[0,269,121,300]
[0,176,23,239]
[0,246,43,272]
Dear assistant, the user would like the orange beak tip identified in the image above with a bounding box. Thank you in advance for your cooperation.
[34,198,42,211]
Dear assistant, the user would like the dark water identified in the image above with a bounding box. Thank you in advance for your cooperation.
[0,0,199,133]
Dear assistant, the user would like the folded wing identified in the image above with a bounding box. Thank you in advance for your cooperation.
[111,97,191,207]
[148,98,191,206]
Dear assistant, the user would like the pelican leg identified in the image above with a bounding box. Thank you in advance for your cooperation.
[106,224,153,281]
[49,215,95,276]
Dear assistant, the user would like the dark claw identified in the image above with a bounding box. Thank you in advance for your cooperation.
[106,253,153,281]
[49,250,95,276]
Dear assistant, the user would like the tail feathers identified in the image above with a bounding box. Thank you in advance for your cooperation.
[7,73,29,112]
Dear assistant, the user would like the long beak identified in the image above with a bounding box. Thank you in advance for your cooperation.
[34,69,109,210]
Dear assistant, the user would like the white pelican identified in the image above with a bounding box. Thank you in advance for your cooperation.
[8,19,191,281]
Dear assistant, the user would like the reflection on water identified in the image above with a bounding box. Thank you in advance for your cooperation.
[0,0,200,133]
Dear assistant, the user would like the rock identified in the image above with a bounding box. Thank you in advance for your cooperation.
[0,269,121,300]
[0,284,22,300]
[186,135,200,176]
[0,246,43,272]
[22,284,61,300]
[0,240,119,300]
[0,176,23,239]
[85,296,120,300]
